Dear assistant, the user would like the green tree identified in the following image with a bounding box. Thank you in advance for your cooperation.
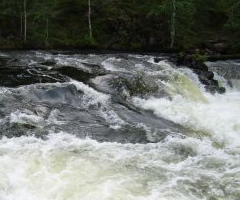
[0,0,238,52]
[225,0,240,51]
[148,0,196,49]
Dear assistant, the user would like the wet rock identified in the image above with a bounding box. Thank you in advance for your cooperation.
[153,57,165,63]
[213,43,227,53]
[32,85,82,106]
[205,85,226,94]
[81,62,107,75]
[112,74,159,98]
[218,87,226,94]
[193,69,220,91]
[206,60,240,80]
[200,70,214,80]
[40,60,56,66]
[176,55,208,71]
[56,65,106,83]
[168,54,226,93]
[0,57,65,87]
[89,74,114,95]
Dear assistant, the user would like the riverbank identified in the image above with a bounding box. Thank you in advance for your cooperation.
[1,45,239,59]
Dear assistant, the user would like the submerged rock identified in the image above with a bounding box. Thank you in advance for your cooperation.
[111,74,159,97]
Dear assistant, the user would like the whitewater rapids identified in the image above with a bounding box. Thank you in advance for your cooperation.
[0,52,239,200]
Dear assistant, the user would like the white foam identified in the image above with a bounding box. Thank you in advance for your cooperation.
[147,58,170,68]
[47,109,66,125]
[0,52,8,57]
[70,80,125,127]
[55,57,90,71]
[0,132,239,200]
[1,53,239,199]
[102,57,126,72]
[0,88,11,95]
[133,90,240,147]
[10,110,44,126]
[34,51,54,61]
[70,80,110,108]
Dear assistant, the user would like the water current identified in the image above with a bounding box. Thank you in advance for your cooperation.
[0,51,239,200]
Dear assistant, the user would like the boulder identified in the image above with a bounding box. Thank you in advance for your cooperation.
[165,54,226,94]
[213,43,227,53]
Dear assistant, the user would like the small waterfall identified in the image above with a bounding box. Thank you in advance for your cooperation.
[0,51,239,200]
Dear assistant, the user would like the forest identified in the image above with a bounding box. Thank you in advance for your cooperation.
[0,0,239,53]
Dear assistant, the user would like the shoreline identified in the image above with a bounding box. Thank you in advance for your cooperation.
[1,47,240,61]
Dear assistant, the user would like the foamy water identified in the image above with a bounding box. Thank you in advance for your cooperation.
[0,132,239,200]
[1,89,240,200]
[133,90,240,147]
[0,52,239,200]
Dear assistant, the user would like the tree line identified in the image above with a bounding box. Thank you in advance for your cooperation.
[0,0,239,53]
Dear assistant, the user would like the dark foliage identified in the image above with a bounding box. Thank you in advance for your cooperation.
[0,0,239,52]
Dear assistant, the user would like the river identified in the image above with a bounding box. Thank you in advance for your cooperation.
[0,51,239,200]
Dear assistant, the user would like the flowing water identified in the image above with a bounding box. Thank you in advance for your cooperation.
[0,51,239,200]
